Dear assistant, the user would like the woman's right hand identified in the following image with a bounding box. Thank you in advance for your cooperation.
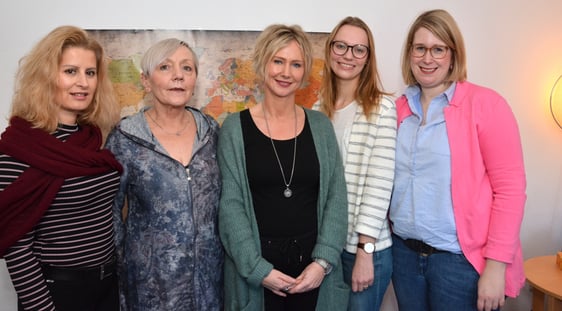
[351,251,374,292]
[262,269,298,297]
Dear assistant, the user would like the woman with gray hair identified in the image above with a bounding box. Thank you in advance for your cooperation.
[105,38,223,310]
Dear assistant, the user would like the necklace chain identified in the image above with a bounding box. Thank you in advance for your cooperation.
[263,104,297,198]
[147,109,189,136]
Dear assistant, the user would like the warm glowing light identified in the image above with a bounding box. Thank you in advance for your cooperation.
[551,75,562,129]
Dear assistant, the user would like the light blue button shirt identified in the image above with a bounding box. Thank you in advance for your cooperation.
[390,83,461,253]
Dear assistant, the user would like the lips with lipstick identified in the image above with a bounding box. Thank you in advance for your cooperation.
[70,91,90,99]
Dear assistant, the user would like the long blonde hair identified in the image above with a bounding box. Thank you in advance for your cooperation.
[10,25,119,136]
[319,16,390,120]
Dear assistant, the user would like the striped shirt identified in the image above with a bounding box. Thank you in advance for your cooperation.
[0,124,121,311]
[314,96,397,253]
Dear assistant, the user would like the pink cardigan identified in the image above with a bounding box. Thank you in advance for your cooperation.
[396,81,526,297]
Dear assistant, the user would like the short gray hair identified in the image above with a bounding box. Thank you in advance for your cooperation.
[141,38,198,76]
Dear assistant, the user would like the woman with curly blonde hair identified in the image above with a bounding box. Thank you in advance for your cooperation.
[0,25,123,311]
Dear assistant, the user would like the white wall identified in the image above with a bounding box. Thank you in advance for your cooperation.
[1,1,561,310]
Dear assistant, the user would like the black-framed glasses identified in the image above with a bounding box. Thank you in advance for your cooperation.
[411,44,450,59]
[330,41,369,59]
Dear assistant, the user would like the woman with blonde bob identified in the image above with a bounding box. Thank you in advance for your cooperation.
[0,25,123,311]
[390,9,526,311]
[218,24,349,310]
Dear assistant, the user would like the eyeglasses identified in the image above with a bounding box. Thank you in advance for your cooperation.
[330,41,369,59]
[411,44,450,59]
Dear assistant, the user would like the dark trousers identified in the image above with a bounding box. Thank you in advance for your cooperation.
[261,232,319,311]
[264,286,319,311]
[18,273,119,311]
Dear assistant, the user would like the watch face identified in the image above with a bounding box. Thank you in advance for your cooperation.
[363,243,375,253]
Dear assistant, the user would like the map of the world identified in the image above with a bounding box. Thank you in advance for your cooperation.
[88,30,329,124]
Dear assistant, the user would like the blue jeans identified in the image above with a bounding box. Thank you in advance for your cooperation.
[392,235,500,311]
[341,247,392,311]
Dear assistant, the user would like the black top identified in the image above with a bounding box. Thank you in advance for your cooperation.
[241,109,319,238]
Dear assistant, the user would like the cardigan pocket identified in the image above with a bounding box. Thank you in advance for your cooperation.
[316,264,350,311]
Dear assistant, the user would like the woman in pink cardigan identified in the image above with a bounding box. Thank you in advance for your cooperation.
[389,9,526,311]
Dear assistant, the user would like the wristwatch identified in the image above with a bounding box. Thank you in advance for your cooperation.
[313,258,333,275]
[357,242,376,254]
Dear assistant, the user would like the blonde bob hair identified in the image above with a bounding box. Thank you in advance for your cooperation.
[10,25,119,135]
[401,9,467,86]
[252,24,313,89]
[319,16,390,120]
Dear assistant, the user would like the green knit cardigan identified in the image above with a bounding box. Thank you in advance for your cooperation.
[217,108,350,311]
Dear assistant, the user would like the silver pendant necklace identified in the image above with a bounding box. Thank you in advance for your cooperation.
[263,104,297,198]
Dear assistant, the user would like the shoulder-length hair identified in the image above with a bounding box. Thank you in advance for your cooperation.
[401,9,467,86]
[252,24,313,89]
[10,25,119,135]
[319,16,390,120]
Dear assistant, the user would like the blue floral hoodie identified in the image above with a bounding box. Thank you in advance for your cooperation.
[105,106,223,311]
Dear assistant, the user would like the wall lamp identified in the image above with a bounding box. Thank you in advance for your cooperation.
[551,75,562,129]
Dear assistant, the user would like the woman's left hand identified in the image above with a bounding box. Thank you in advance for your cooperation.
[285,262,325,294]
[477,259,506,311]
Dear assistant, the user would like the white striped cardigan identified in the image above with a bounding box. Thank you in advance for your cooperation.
[314,96,397,253]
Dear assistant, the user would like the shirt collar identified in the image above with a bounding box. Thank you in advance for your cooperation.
[443,82,457,102]
[404,82,457,116]
[405,82,457,102]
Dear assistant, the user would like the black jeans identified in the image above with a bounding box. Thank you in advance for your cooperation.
[18,269,118,311]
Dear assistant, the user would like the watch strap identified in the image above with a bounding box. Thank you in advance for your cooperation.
[313,258,333,275]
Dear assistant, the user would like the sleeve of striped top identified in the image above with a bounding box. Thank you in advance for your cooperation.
[354,98,397,238]
[5,233,56,311]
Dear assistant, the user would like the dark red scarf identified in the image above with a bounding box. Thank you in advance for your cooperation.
[0,117,123,257]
